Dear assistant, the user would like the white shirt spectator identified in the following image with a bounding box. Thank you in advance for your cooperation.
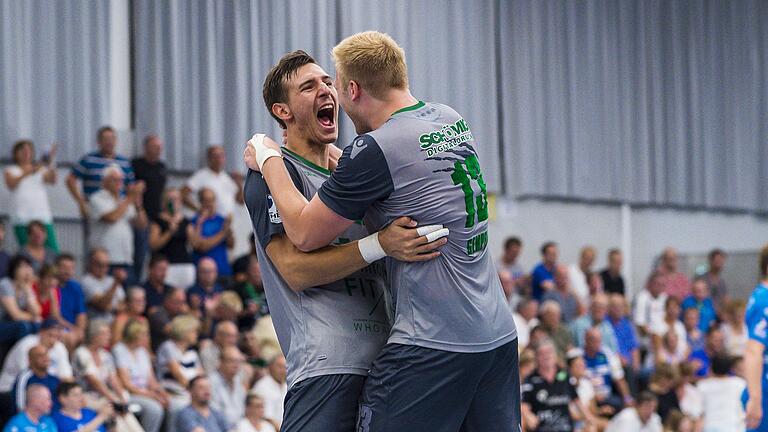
[112,342,152,389]
[576,377,596,408]
[186,167,238,216]
[679,382,703,420]
[235,418,277,432]
[512,312,538,350]
[156,340,202,395]
[81,273,125,322]
[0,334,73,392]
[567,264,590,304]
[251,374,287,426]
[209,370,246,425]
[89,189,137,265]
[605,407,662,432]
[73,346,116,396]
[4,165,53,225]
[697,375,746,432]
[633,290,668,341]
[722,323,748,357]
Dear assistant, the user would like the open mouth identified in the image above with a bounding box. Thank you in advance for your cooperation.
[316,103,335,130]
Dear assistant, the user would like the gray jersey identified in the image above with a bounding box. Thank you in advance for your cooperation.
[243,149,390,388]
[318,101,516,353]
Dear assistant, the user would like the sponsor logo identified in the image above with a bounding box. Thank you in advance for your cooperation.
[419,118,473,157]
[466,231,488,255]
[353,319,388,334]
[350,138,368,159]
[267,194,281,223]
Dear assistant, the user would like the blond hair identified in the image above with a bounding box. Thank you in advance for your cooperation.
[169,314,200,341]
[332,31,408,99]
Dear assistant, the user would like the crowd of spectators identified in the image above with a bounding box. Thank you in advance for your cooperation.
[503,237,751,431]
[0,129,282,432]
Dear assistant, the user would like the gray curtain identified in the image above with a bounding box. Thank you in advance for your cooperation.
[0,0,111,162]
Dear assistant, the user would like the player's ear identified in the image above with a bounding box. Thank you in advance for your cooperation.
[348,80,361,102]
[271,102,293,125]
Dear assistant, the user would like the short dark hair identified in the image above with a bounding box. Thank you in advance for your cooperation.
[708,248,726,261]
[760,244,768,279]
[710,354,733,376]
[56,381,81,398]
[96,126,115,141]
[540,242,557,256]
[11,140,34,164]
[262,50,317,129]
[504,237,522,250]
[55,253,76,264]
[8,255,33,280]
[26,220,45,235]
[608,248,621,258]
[188,375,207,390]
[637,391,658,405]
[149,253,168,268]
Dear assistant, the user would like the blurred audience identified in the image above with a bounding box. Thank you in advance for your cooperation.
[0,320,72,394]
[701,248,728,308]
[656,248,691,301]
[600,249,625,296]
[568,246,596,304]
[175,375,229,432]
[605,391,662,432]
[182,145,240,218]
[142,254,173,312]
[531,242,558,301]
[250,354,286,429]
[234,394,276,432]
[0,256,42,345]
[18,222,57,273]
[4,384,56,431]
[81,249,126,323]
[149,188,196,290]
[189,189,233,278]
[11,345,59,412]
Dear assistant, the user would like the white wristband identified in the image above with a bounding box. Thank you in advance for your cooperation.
[358,232,387,264]
[248,133,282,170]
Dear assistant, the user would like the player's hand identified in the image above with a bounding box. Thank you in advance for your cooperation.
[245,134,281,172]
[378,217,449,262]
[747,397,763,429]
[328,144,342,171]
[244,142,258,171]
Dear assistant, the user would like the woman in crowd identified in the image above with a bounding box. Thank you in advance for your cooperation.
[33,264,61,321]
[722,298,747,356]
[3,140,58,251]
[189,187,233,278]
[0,255,42,344]
[111,287,148,346]
[113,319,167,432]
[682,307,705,353]
[650,297,688,366]
[149,188,196,289]
[18,221,57,272]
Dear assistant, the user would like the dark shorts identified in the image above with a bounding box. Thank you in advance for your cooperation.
[358,339,521,432]
[282,374,365,432]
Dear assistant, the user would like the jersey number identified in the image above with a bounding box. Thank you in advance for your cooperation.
[451,154,488,228]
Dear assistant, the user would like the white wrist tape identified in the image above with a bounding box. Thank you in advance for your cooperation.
[248,133,282,170]
[416,224,450,242]
[358,232,387,263]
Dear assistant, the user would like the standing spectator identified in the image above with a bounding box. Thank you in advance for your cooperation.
[187,257,224,319]
[56,254,87,350]
[156,314,203,425]
[681,279,717,332]
[608,294,640,392]
[605,391,662,432]
[81,248,126,323]
[512,298,539,351]
[250,354,287,429]
[176,375,230,432]
[600,249,626,295]
[11,345,60,412]
[569,293,619,353]
[131,135,168,283]
[142,254,173,312]
[112,319,167,432]
[89,165,148,284]
[634,272,669,342]
[149,188,195,290]
[0,320,73,393]
[722,299,747,356]
[701,248,728,308]
[656,248,691,301]
[228,256,267,331]
[583,327,632,414]
[51,382,115,432]
[67,126,135,219]
[537,301,573,362]
[0,221,10,278]
[182,145,241,217]
[235,394,277,432]
[542,264,583,323]
[148,287,188,352]
[3,140,58,251]
[189,189,233,277]
[697,355,746,431]
[111,287,148,346]
[17,221,57,273]
[531,242,558,301]
[209,346,248,425]
[568,246,596,305]
[2,384,57,432]
[0,256,42,344]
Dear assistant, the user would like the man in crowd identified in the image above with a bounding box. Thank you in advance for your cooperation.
[500,236,527,299]
[187,257,224,320]
[52,382,114,432]
[607,294,640,393]
[0,320,73,394]
[131,135,168,281]
[148,286,188,352]
[55,253,87,350]
[605,391,662,432]
[656,247,691,301]
[568,246,596,304]
[682,278,718,332]
[142,253,173,312]
[583,327,633,414]
[176,375,229,432]
[11,345,60,412]
[542,264,583,323]
[251,353,287,430]
[183,145,241,217]
[570,293,619,353]
[538,301,573,362]
[600,249,625,295]
[81,248,127,323]
[209,346,248,425]
[3,384,56,431]
[199,320,240,374]
[512,298,539,350]
[633,272,669,341]
[532,242,559,301]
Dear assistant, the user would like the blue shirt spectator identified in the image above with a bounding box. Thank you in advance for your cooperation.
[12,369,60,413]
[681,296,717,332]
[52,408,105,432]
[609,316,638,367]
[187,258,225,317]
[176,376,230,432]
[190,211,232,277]
[70,152,134,198]
[3,412,57,432]
[4,384,57,432]
[59,279,86,326]
[531,263,555,301]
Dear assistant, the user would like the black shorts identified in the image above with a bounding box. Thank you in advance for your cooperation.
[358,339,521,432]
[282,374,365,432]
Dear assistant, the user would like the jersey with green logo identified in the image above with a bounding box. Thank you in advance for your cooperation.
[243,149,391,388]
[318,101,516,353]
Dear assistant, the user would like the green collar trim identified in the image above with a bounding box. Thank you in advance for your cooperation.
[391,100,425,116]
[282,147,332,175]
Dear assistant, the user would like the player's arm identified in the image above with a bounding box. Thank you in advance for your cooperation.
[247,134,394,252]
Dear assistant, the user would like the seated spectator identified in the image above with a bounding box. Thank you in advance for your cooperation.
[682,307,705,353]
[73,320,130,408]
[207,292,243,338]
[52,382,114,432]
[567,349,611,428]
[0,319,73,393]
[142,254,173,312]
[17,221,57,273]
[688,326,726,377]
[721,298,747,356]
[650,297,688,365]
[531,242,558,301]
[148,287,188,352]
[518,349,536,383]
[156,314,203,425]
[570,293,619,353]
[0,255,42,345]
[112,319,166,432]
[55,254,87,350]
[647,364,679,421]
[231,233,258,284]
[200,321,239,374]
[240,331,267,387]
[12,345,60,412]
[605,391,662,432]
[189,188,233,278]
[656,247,691,301]
[111,287,148,346]
[0,221,9,278]
[228,256,268,331]
[32,265,61,322]
[633,271,669,341]
[3,384,57,431]
[681,279,717,332]
[250,353,287,429]
[567,246,596,305]
[182,145,240,217]
[235,393,277,432]
[521,339,592,431]
[82,248,126,323]
[210,346,248,425]
[149,188,196,290]
[663,410,694,432]
[607,294,639,393]
[600,249,625,296]
[676,362,703,428]
[537,301,573,361]
[542,264,583,323]
[176,375,229,432]
[583,327,632,415]
[649,330,687,369]
[697,354,746,432]
[187,257,224,319]
[89,165,147,284]
[512,298,539,350]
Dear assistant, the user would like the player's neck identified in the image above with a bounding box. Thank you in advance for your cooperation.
[367,89,419,131]
[285,132,330,170]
